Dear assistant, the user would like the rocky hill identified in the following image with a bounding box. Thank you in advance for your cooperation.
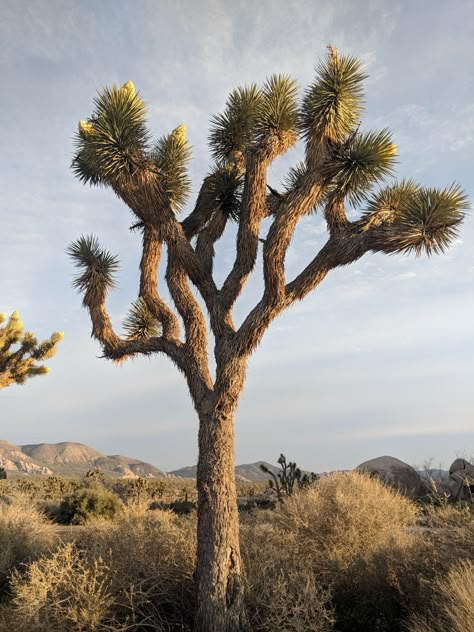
[1,441,167,478]
[170,460,280,481]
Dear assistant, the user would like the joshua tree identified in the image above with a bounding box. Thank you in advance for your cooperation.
[68,47,468,631]
[0,311,63,389]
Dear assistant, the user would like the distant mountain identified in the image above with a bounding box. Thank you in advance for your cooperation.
[170,460,280,481]
[0,440,52,476]
[1,441,167,479]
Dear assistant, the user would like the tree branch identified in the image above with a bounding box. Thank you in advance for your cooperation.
[195,209,228,276]
[165,247,214,389]
[181,175,217,240]
[219,136,291,315]
[262,172,322,303]
[139,226,180,339]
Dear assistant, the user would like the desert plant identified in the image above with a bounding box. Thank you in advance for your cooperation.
[0,469,5,481]
[9,543,113,632]
[0,494,56,593]
[260,453,318,500]
[0,310,63,389]
[242,472,425,632]
[242,519,334,631]
[77,506,196,630]
[274,472,417,566]
[68,47,468,630]
[58,485,122,524]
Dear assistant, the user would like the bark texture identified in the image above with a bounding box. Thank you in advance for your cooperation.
[195,405,248,632]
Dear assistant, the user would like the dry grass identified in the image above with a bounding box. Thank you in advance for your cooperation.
[275,471,417,566]
[77,506,196,630]
[9,543,113,632]
[409,560,474,632]
[0,494,56,594]
[3,506,196,631]
[242,519,334,631]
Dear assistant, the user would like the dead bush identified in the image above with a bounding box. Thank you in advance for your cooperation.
[8,543,113,632]
[0,494,55,594]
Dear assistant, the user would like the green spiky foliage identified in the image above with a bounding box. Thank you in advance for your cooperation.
[153,125,192,212]
[0,311,63,389]
[301,49,367,141]
[255,74,299,141]
[208,163,244,221]
[123,298,162,340]
[66,235,119,307]
[364,182,469,255]
[209,84,262,163]
[72,81,149,186]
[323,128,396,205]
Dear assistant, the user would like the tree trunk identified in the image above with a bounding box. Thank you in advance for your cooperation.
[194,404,249,631]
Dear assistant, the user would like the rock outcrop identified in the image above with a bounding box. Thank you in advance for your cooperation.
[448,458,474,501]
[355,455,421,498]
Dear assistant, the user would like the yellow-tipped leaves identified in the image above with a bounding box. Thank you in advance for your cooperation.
[122,80,136,96]
[78,120,94,137]
[72,82,149,186]
[171,124,186,144]
[153,128,192,213]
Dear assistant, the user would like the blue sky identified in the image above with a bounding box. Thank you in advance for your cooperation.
[1,0,473,472]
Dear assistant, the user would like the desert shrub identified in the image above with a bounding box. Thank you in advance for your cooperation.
[409,560,474,632]
[9,543,113,632]
[0,494,55,594]
[275,471,416,566]
[77,506,196,630]
[242,518,335,631]
[58,484,122,524]
[242,472,424,632]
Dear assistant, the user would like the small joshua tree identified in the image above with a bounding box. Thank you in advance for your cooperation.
[68,47,468,631]
[0,311,63,389]
[260,453,319,501]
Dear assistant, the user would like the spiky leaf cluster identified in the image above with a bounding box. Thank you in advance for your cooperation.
[153,125,192,212]
[255,74,299,143]
[67,235,119,305]
[123,298,162,339]
[209,85,262,163]
[323,129,397,205]
[0,311,63,389]
[364,182,468,255]
[301,51,366,141]
[72,82,149,186]
[208,163,244,221]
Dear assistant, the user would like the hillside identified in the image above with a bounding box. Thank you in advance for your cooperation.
[1,441,167,478]
[170,460,280,481]
[0,440,52,475]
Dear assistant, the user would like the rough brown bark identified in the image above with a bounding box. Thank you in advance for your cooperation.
[194,400,249,632]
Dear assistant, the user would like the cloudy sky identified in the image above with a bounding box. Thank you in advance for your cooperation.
[1,0,473,473]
